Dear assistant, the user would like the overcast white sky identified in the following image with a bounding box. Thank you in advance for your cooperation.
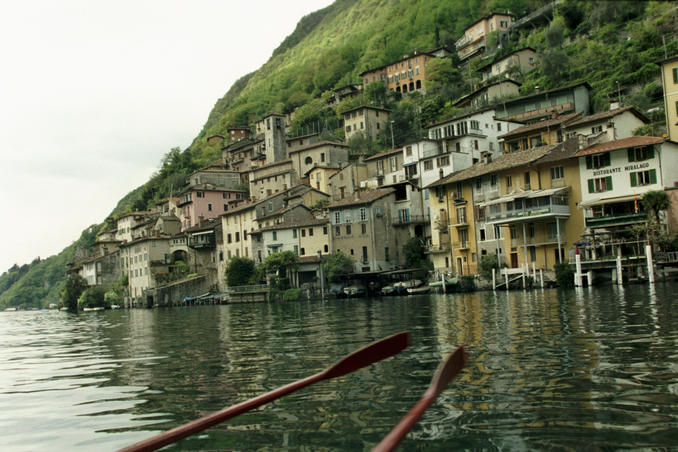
[0,0,333,273]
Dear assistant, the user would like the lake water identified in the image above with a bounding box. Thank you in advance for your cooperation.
[2,284,678,451]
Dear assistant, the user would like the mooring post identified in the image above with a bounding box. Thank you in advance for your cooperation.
[575,252,583,287]
[646,244,655,284]
[539,269,544,288]
[505,270,509,291]
[616,247,623,286]
[492,268,496,290]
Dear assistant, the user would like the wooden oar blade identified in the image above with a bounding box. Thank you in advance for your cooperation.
[324,331,410,379]
[372,345,467,452]
[428,345,467,398]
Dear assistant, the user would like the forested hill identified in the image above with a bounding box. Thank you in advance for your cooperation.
[2,0,677,308]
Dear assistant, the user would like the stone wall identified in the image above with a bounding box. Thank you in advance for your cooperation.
[146,275,210,307]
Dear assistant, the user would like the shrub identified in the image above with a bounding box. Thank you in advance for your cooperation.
[458,276,476,292]
[283,288,302,302]
[555,262,574,288]
[478,254,499,280]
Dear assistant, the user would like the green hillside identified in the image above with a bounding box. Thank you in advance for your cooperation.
[2,0,677,308]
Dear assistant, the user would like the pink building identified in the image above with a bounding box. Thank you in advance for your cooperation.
[177,184,247,230]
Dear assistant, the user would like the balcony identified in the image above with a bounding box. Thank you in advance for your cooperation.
[453,240,470,250]
[487,194,570,224]
[426,242,451,254]
[585,212,647,228]
[392,214,430,226]
[452,216,468,227]
[435,218,449,231]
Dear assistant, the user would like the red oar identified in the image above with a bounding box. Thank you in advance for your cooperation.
[373,345,467,452]
[119,331,410,452]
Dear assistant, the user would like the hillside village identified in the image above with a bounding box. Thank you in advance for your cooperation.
[66,9,678,308]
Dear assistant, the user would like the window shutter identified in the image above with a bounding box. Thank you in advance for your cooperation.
[606,176,613,190]
[649,169,657,184]
[588,179,594,193]
[586,156,592,169]
[627,148,635,162]
[604,153,611,166]
[630,172,637,187]
[647,146,655,159]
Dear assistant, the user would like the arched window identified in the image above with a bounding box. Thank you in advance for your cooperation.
[396,86,401,92]
[409,82,414,91]
[416,80,422,89]
[305,156,313,165]
[403,84,408,93]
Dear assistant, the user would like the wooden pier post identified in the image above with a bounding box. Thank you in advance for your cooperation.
[616,247,623,286]
[492,268,496,290]
[505,270,509,291]
[646,244,655,284]
[575,253,583,287]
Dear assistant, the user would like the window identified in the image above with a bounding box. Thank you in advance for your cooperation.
[321,152,325,162]
[360,207,367,221]
[587,176,613,193]
[424,160,433,171]
[470,120,480,130]
[456,207,466,224]
[301,229,306,237]
[480,229,486,241]
[524,172,531,190]
[551,166,564,179]
[630,169,657,186]
[272,231,277,240]
[362,246,368,262]
[309,228,313,236]
[235,232,240,242]
[334,212,341,224]
[674,67,678,84]
[406,146,412,156]
[529,136,543,148]
[305,156,313,165]
[385,247,390,261]
[323,226,328,235]
[293,229,297,238]
[324,245,328,252]
[227,233,232,244]
[506,175,512,189]
[390,156,397,172]
[346,225,351,235]
[585,153,611,169]
[628,146,654,162]
[294,245,299,255]
[491,174,498,187]
[300,248,305,256]
[437,155,449,167]
[335,226,341,235]
[361,223,367,234]
[224,204,228,211]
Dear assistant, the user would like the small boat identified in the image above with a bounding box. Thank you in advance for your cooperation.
[4,307,16,312]
[394,279,423,294]
[59,307,68,311]
[110,304,121,310]
[343,282,366,297]
[82,307,104,312]
[381,284,396,295]
[407,285,431,294]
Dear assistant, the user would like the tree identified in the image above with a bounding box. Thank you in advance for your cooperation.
[78,286,108,309]
[478,254,499,280]
[264,251,299,289]
[61,274,88,312]
[642,190,670,227]
[402,237,432,270]
[225,257,256,287]
[322,252,355,283]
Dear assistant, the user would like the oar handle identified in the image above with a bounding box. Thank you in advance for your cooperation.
[118,373,322,452]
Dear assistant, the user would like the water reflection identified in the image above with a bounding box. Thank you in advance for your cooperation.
[0,284,677,450]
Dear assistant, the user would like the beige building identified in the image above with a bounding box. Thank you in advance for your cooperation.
[288,141,350,181]
[247,160,296,200]
[657,55,678,141]
[120,236,172,307]
[343,106,389,141]
[478,47,539,82]
[328,188,410,272]
[455,12,514,61]
[364,148,405,187]
[564,106,648,141]
[328,162,368,201]
[360,49,446,95]
[306,165,341,194]
[286,133,321,155]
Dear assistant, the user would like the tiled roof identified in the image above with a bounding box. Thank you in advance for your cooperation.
[426,144,556,187]
[245,159,292,173]
[498,112,581,139]
[327,188,394,209]
[257,204,310,222]
[533,138,581,164]
[363,148,402,162]
[573,136,664,157]
[342,105,390,115]
[184,219,221,233]
[477,47,537,71]
[288,140,348,154]
[565,106,648,128]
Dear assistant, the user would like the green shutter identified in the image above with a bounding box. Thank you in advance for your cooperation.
[588,179,595,193]
[604,153,611,166]
[630,172,637,187]
[586,156,592,169]
[606,176,613,191]
[650,169,657,184]
[627,148,635,162]
[674,67,678,83]
[647,146,655,159]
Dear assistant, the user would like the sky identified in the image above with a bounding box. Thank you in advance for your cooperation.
[0,0,333,273]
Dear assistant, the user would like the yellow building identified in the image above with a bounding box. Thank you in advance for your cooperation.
[306,165,341,194]
[500,112,580,153]
[426,139,584,275]
[658,55,678,142]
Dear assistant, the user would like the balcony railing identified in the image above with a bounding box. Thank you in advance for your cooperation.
[392,214,430,226]
[585,212,647,228]
[487,201,570,223]
[425,242,450,253]
[453,240,469,250]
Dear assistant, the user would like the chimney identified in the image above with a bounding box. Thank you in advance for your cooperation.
[535,85,540,94]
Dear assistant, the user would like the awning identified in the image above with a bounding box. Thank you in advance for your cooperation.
[525,186,568,198]
[479,187,568,206]
[402,161,417,167]
[479,194,516,207]
[579,191,649,208]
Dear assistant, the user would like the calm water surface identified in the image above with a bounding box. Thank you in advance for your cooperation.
[1,284,678,451]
